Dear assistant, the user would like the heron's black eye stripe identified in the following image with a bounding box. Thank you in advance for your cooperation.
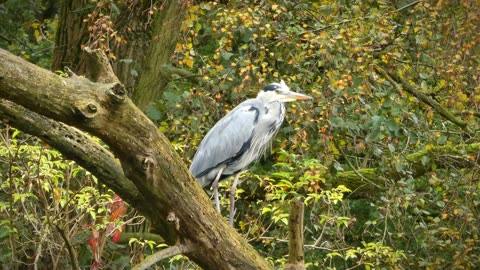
[263,84,280,91]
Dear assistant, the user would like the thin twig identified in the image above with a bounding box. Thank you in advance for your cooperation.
[302,0,420,34]
[335,141,385,190]
[55,225,81,270]
[132,243,194,270]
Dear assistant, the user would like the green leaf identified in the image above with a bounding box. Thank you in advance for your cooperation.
[261,207,272,215]
[0,226,12,239]
[326,252,343,259]
[387,143,395,153]
[221,52,234,60]
[128,238,138,246]
[436,134,447,145]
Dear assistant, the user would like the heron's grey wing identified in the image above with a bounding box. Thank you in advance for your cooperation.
[190,99,262,187]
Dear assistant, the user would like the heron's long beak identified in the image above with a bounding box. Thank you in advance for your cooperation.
[280,91,313,102]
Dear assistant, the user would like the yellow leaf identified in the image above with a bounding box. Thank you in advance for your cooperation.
[54,187,62,203]
[184,57,194,68]
[34,30,42,43]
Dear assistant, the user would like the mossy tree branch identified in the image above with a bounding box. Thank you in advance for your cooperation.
[374,65,473,133]
[0,48,271,270]
[333,143,479,198]
[0,97,144,208]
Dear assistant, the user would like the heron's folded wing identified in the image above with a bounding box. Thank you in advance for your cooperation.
[190,99,262,179]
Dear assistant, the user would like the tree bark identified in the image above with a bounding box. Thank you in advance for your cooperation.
[285,199,305,270]
[52,0,91,73]
[0,48,271,270]
[52,1,187,104]
[132,1,187,111]
[0,99,144,207]
[109,1,187,98]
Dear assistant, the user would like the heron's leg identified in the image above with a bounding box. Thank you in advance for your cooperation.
[212,168,224,213]
[229,172,241,226]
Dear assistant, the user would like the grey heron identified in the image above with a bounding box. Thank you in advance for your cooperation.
[190,80,312,225]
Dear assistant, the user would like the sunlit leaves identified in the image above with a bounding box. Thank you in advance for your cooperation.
[0,127,134,268]
[160,0,480,268]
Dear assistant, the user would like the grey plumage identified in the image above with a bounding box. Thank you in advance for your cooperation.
[190,98,285,188]
[190,80,312,225]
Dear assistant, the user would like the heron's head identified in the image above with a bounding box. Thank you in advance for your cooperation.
[258,80,312,103]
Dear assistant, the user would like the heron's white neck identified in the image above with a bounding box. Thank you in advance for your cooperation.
[257,91,283,104]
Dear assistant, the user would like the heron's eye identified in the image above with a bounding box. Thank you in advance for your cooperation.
[264,84,281,92]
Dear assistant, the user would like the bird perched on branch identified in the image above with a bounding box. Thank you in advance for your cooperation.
[190,80,312,225]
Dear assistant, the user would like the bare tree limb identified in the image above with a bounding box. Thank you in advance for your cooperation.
[285,199,305,270]
[132,244,194,270]
[82,47,120,84]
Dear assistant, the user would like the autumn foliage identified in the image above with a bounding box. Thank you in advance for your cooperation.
[0,0,479,269]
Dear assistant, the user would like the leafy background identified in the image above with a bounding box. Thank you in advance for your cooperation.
[1,0,479,269]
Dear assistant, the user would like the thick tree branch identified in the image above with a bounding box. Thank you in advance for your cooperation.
[0,48,271,270]
[334,143,479,198]
[82,47,120,84]
[0,99,144,207]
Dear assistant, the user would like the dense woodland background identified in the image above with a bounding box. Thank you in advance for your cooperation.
[0,0,479,269]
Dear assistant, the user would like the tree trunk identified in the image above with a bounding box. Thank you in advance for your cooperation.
[51,0,91,73]
[132,1,187,111]
[52,0,187,109]
[0,48,271,270]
